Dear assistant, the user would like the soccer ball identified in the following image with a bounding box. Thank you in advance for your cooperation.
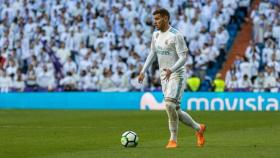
[121,131,139,147]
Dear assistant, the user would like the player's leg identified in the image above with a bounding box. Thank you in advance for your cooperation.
[162,78,179,148]
[177,108,200,131]
[172,76,200,130]
[177,107,206,147]
[165,98,179,148]
[173,76,206,147]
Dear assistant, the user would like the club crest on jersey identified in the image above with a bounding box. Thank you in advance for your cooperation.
[165,39,169,45]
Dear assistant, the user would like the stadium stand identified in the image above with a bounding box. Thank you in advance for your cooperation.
[0,0,250,92]
[225,0,280,92]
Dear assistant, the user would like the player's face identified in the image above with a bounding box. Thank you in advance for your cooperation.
[153,14,168,31]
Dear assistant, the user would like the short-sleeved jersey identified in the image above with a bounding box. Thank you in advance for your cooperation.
[151,27,188,73]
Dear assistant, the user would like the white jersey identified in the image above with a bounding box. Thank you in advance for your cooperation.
[153,26,188,70]
[141,26,188,101]
[141,26,188,78]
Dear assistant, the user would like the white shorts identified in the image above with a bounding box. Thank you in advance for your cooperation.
[160,70,186,103]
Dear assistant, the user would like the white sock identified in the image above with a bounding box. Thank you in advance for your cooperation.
[177,109,200,131]
[165,101,179,141]
[169,121,178,141]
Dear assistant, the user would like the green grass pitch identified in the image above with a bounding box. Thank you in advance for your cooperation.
[0,110,279,158]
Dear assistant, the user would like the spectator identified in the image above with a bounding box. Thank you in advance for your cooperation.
[0,69,12,93]
[249,54,260,80]
[87,70,99,91]
[26,64,38,90]
[215,26,229,50]
[226,75,238,91]
[212,73,225,92]
[239,57,252,79]
[186,75,201,92]
[272,19,280,42]
[253,72,265,92]
[111,67,130,92]
[60,71,78,91]
[5,59,18,77]
[99,68,116,92]
[56,42,71,64]
[63,57,77,75]
[237,74,252,91]
[262,39,275,64]
[267,53,280,74]
[12,74,25,92]
[245,41,260,60]
[264,66,278,92]
[225,64,239,85]
[77,70,91,91]
[37,65,56,91]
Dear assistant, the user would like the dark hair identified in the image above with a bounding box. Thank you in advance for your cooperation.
[153,8,170,20]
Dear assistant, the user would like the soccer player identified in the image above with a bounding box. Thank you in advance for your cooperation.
[138,8,206,148]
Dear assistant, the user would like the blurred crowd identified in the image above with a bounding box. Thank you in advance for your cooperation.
[226,0,280,92]
[0,0,248,92]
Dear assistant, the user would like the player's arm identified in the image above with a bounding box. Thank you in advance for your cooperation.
[169,51,187,72]
[138,35,156,83]
[140,48,156,74]
[170,34,188,72]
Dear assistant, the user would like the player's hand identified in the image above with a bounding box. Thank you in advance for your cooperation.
[163,69,172,81]
[138,73,145,84]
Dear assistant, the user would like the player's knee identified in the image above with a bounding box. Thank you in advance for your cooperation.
[165,98,180,110]
[165,101,177,112]
[165,101,178,121]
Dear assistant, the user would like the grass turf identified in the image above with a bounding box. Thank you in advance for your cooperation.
[0,110,279,158]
